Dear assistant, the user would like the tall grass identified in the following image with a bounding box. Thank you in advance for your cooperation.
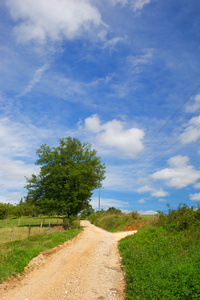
[0,228,82,283]
[88,209,154,232]
[119,204,200,299]
[0,216,64,243]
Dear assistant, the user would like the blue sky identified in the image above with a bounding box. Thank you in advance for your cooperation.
[0,0,200,214]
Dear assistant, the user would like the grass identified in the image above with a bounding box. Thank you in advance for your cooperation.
[118,205,200,299]
[0,228,82,283]
[0,216,82,283]
[0,216,64,228]
[88,210,156,232]
[0,216,64,243]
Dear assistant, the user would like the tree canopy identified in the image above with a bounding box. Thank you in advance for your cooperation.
[25,137,106,216]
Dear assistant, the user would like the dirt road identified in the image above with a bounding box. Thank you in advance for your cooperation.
[0,221,137,300]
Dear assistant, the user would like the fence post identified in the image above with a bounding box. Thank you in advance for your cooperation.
[28,225,31,237]
[48,221,50,230]
[11,226,15,242]
[40,220,43,233]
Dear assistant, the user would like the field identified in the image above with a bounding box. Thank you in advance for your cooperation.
[0,216,82,283]
[0,217,64,243]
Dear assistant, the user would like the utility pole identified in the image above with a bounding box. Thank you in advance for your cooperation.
[98,187,100,211]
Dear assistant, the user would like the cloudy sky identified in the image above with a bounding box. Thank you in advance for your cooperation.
[0,0,200,214]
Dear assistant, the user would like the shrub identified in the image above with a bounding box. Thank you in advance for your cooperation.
[63,216,80,230]
[130,211,141,219]
[157,204,200,231]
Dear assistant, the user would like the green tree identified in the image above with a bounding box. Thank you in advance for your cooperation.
[25,137,106,217]
[79,204,95,219]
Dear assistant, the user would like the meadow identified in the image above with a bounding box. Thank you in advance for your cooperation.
[0,216,81,283]
[0,216,64,243]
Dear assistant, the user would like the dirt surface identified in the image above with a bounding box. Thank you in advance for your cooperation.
[0,221,137,300]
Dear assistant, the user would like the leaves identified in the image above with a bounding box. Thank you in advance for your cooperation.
[25,137,106,216]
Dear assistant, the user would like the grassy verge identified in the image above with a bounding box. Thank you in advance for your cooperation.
[0,227,82,283]
[88,209,156,232]
[119,205,200,299]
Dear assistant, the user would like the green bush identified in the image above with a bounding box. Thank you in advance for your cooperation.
[63,216,80,230]
[119,204,200,299]
[130,211,141,219]
[157,204,200,231]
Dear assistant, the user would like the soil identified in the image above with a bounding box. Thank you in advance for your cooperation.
[0,221,137,300]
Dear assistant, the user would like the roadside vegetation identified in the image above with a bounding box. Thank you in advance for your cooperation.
[87,207,156,232]
[0,216,82,283]
[119,204,200,299]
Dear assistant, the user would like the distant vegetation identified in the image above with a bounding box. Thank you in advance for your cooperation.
[87,207,156,232]
[119,204,200,299]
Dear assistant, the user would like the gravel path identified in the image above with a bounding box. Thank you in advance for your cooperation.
[0,221,137,300]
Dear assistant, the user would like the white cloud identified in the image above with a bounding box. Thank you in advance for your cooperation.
[103,36,126,49]
[0,159,39,203]
[107,0,151,12]
[180,115,200,144]
[136,185,169,198]
[136,185,153,193]
[131,0,151,12]
[0,160,39,187]
[158,199,167,202]
[151,189,169,198]
[138,198,146,203]
[107,0,128,6]
[91,196,128,211]
[84,115,145,158]
[189,193,200,201]
[85,114,101,133]
[151,155,200,188]
[127,48,153,70]
[0,116,56,203]
[185,93,200,113]
[0,192,23,204]
[16,64,49,97]
[194,182,200,189]
[0,117,48,158]
[6,0,106,44]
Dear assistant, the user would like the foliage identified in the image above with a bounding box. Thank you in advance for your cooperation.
[157,203,200,231]
[130,211,141,219]
[79,204,95,219]
[106,207,122,214]
[119,204,200,299]
[0,200,42,220]
[0,228,82,283]
[63,216,80,230]
[25,137,106,217]
[0,203,12,219]
[88,207,153,232]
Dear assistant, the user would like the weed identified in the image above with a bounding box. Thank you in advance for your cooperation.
[119,204,200,299]
[0,228,82,283]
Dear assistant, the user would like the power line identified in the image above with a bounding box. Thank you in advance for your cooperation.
[104,83,200,187]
